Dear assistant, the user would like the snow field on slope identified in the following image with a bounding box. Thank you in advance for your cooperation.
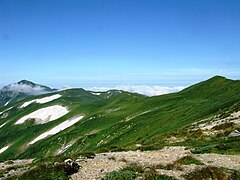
[0,145,10,154]
[0,122,7,129]
[15,105,69,125]
[28,116,84,145]
[20,94,62,108]
[0,107,13,116]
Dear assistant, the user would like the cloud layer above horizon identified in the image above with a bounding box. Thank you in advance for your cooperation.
[86,85,185,96]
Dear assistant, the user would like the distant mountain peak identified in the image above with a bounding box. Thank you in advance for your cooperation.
[203,75,233,86]
[208,75,228,81]
[0,80,57,107]
[17,80,36,86]
[180,75,236,96]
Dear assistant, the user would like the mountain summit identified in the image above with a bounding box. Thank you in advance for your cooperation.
[0,80,56,107]
[17,80,41,86]
[180,75,237,96]
[16,80,56,92]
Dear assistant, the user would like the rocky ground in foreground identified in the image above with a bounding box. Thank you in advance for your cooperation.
[71,146,240,180]
[0,146,239,179]
[0,159,33,179]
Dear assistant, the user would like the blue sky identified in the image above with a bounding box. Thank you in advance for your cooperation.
[0,0,240,88]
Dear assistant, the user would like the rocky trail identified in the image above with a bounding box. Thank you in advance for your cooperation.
[0,146,239,179]
[71,146,240,180]
[0,159,33,179]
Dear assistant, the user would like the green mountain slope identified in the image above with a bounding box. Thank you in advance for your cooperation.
[0,76,240,161]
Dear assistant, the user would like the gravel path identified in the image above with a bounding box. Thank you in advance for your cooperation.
[71,147,240,180]
[0,159,33,179]
[0,159,33,170]
[194,153,240,170]
[1,147,239,180]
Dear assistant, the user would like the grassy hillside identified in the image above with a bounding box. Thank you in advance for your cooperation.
[0,76,240,161]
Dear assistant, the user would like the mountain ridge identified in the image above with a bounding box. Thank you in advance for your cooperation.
[0,75,239,162]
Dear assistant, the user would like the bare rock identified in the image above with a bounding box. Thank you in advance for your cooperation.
[228,130,240,137]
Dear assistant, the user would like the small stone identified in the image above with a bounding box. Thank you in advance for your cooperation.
[228,130,240,137]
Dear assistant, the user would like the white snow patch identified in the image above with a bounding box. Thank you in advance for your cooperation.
[232,111,240,118]
[4,101,10,106]
[106,108,121,113]
[20,94,62,108]
[0,107,13,116]
[20,100,36,108]
[0,145,10,154]
[91,92,101,96]
[28,115,84,145]
[57,144,72,154]
[15,105,69,125]
[6,107,13,111]
[124,109,156,122]
[0,122,7,129]
[56,140,77,155]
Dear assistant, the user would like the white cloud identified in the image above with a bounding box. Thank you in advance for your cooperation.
[3,83,48,95]
[86,85,185,96]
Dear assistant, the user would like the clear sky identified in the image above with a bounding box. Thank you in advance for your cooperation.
[1,0,240,88]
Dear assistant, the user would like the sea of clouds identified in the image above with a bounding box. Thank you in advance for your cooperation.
[86,85,185,96]
[1,82,185,97]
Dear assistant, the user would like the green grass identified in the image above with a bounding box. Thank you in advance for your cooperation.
[103,170,136,180]
[184,166,240,180]
[6,155,80,180]
[1,76,240,160]
[179,136,240,154]
[121,163,145,173]
[154,163,182,171]
[151,155,204,171]
[104,163,177,180]
[212,122,235,130]
[7,163,68,180]
[174,155,204,165]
